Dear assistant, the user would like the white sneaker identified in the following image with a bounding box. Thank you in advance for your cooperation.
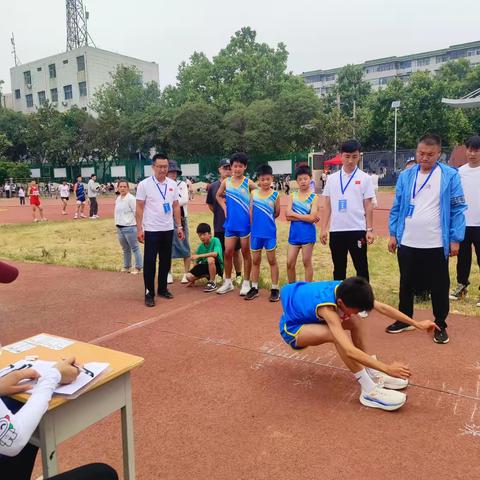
[217,282,234,294]
[181,274,189,284]
[121,267,130,273]
[167,273,174,284]
[130,268,142,275]
[74,213,78,219]
[477,299,480,308]
[367,368,409,390]
[359,386,407,411]
[239,282,251,296]
[80,214,86,218]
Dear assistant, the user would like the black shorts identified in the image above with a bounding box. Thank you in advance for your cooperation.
[215,232,241,252]
[61,196,69,201]
[190,261,223,278]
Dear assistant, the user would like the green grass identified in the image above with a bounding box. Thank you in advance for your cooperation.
[1,214,479,316]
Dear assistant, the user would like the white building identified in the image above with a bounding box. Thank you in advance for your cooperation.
[9,46,159,114]
[302,40,480,96]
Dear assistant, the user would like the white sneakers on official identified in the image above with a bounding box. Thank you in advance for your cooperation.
[217,282,235,294]
[167,273,173,284]
[239,281,251,296]
[359,386,407,411]
[367,368,409,390]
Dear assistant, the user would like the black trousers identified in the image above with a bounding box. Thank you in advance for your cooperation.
[89,197,98,217]
[143,230,174,297]
[329,230,369,281]
[456,226,480,287]
[398,245,449,328]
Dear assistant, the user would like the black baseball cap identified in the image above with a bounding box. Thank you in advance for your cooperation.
[218,158,230,168]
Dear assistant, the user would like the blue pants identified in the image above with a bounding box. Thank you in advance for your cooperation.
[117,226,143,269]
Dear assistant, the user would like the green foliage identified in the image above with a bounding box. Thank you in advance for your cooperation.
[0,160,31,183]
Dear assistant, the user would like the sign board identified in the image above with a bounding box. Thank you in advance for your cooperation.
[268,160,292,175]
[53,168,67,178]
[180,163,199,177]
[30,169,41,178]
[110,165,126,178]
[81,167,95,178]
[143,165,152,177]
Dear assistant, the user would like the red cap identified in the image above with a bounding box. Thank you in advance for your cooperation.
[0,261,19,284]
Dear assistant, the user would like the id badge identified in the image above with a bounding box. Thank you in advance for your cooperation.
[407,204,415,218]
[163,202,171,214]
[338,199,347,212]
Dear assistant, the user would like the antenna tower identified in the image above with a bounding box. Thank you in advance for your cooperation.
[11,33,20,66]
[66,0,95,51]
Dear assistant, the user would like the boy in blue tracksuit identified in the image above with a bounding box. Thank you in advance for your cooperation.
[279,276,437,411]
[387,134,466,344]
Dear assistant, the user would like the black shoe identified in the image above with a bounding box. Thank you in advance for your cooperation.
[385,321,415,334]
[433,328,449,344]
[145,295,155,307]
[244,287,259,300]
[269,289,280,302]
[158,290,174,299]
[203,281,217,292]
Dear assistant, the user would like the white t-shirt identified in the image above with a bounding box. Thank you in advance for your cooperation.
[459,163,480,227]
[136,176,179,232]
[115,192,137,226]
[401,167,442,248]
[59,184,70,198]
[322,167,375,232]
[370,174,379,190]
[177,180,189,217]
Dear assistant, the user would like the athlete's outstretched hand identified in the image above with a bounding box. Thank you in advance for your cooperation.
[386,361,411,380]
[416,320,440,333]
[0,369,40,396]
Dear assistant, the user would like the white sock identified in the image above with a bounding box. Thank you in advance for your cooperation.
[224,278,232,286]
[252,282,258,289]
[355,369,377,393]
[271,284,279,290]
[242,280,250,288]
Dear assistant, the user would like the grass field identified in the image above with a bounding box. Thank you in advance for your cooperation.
[1,213,479,316]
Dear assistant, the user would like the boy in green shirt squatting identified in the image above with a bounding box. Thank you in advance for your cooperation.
[279,277,438,411]
[186,223,224,292]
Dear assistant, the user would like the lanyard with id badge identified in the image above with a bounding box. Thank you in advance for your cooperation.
[407,164,437,217]
[152,177,171,213]
[338,167,358,212]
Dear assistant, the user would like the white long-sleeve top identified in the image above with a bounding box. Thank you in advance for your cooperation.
[114,192,137,227]
[0,368,61,456]
[177,180,189,217]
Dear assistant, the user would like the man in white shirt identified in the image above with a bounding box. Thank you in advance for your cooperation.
[388,134,466,344]
[450,135,480,306]
[87,174,100,218]
[136,154,184,307]
[320,139,375,282]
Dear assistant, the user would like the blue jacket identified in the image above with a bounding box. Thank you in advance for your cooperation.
[389,162,466,258]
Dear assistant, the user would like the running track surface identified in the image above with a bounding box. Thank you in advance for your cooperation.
[0,192,393,237]
[1,261,479,479]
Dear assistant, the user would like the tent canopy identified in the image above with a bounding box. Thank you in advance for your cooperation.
[324,155,342,166]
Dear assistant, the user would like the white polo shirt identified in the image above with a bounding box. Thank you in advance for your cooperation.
[322,167,374,232]
[136,176,179,232]
[459,163,480,227]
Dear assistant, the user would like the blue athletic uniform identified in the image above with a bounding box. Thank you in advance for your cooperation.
[288,191,317,246]
[75,182,86,202]
[279,281,341,349]
[251,189,278,251]
[224,176,251,238]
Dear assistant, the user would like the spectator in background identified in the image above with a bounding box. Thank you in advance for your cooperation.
[18,185,25,205]
[59,179,70,215]
[4,182,11,198]
[28,180,47,222]
[87,174,100,219]
[284,175,291,195]
[74,175,87,219]
[167,161,191,284]
[369,170,379,208]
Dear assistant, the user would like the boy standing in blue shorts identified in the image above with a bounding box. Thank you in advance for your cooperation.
[279,276,438,411]
[216,152,257,295]
[73,175,87,219]
[286,165,319,283]
[245,164,280,302]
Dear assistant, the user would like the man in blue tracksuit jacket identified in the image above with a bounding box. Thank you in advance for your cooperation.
[387,134,466,344]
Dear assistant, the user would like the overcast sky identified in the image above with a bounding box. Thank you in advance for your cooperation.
[1,0,479,92]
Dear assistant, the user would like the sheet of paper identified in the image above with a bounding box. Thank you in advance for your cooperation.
[28,335,74,350]
[2,341,36,354]
[54,362,110,395]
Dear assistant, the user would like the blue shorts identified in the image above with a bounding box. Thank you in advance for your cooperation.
[225,228,250,239]
[251,236,276,251]
[279,314,325,350]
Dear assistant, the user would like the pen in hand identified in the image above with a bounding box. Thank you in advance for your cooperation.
[73,363,94,378]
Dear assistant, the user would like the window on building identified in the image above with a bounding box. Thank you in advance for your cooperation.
[436,55,448,63]
[15,89,21,99]
[37,67,42,72]
[38,91,46,106]
[416,58,430,66]
[24,71,32,85]
[379,77,394,85]
[399,60,412,69]
[377,63,395,72]
[369,78,380,86]
[79,81,87,97]
[49,64,56,78]
[63,84,73,100]
[63,59,69,64]
[305,74,323,83]
[26,94,33,108]
[50,88,58,103]
[76,55,85,71]
[325,74,336,82]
